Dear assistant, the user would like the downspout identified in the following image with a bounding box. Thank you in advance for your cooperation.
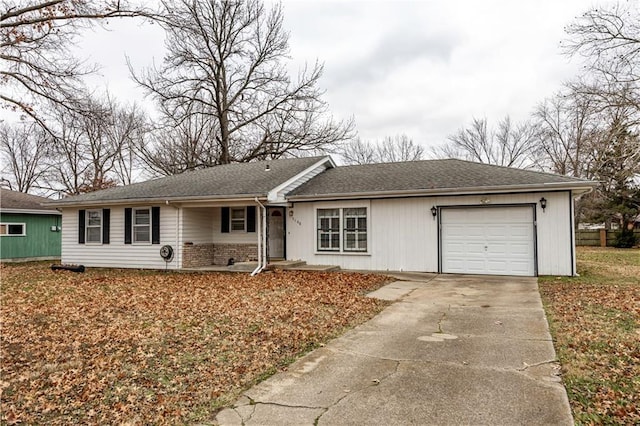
[251,198,267,276]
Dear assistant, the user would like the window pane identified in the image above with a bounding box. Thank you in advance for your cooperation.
[331,217,339,229]
[87,210,101,226]
[345,233,355,249]
[320,233,329,248]
[346,217,355,229]
[318,208,339,218]
[358,217,367,230]
[357,233,367,248]
[86,227,101,243]
[231,208,245,219]
[8,224,24,235]
[135,209,150,225]
[331,233,339,248]
[231,220,245,231]
[134,227,150,243]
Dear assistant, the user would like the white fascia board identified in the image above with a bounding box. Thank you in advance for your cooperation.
[0,208,61,215]
[44,194,268,208]
[288,181,596,202]
[267,156,335,202]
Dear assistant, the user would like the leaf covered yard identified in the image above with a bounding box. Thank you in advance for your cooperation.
[0,264,389,424]
[539,248,640,425]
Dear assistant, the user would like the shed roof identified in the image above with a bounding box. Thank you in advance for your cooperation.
[0,188,60,213]
[289,159,594,199]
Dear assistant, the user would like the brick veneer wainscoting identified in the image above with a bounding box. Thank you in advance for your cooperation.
[213,243,258,266]
[182,243,215,268]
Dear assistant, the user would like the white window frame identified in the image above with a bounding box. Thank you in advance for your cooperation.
[315,205,369,254]
[230,207,246,232]
[343,208,368,252]
[317,208,341,252]
[133,207,152,244]
[0,222,26,236]
[85,209,102,244]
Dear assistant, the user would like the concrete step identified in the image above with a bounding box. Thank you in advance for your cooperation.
[228,261,258,271]
[282,264,341,272]
[269,260,307,269]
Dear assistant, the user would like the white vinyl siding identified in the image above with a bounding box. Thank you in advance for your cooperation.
[61,206,179,270]
[287,192,574,275]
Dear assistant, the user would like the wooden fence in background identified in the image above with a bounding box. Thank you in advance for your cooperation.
[575,229,640,246]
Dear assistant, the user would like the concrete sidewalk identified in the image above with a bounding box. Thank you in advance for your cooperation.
[215,274,573,425]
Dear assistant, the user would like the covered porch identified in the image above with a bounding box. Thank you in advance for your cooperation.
[179,201,287,269]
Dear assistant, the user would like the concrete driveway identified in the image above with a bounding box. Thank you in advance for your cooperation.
[215,274,573,425]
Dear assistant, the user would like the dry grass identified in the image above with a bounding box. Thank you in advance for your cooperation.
[0,263,389,424]
[539,247,640,425]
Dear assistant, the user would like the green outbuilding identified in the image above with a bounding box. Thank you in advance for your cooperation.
[1,188,61,261]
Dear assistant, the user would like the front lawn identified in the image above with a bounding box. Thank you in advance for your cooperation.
[539,247,640,425]
[0,264,389,424]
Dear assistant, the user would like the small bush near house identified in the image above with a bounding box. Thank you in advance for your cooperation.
[613,227,637,248]
[0,263,390,425]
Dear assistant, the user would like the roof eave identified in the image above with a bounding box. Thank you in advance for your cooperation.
[267,156,334,202]
[0,208,62,215]
[288,182,596,201]
[43,193,269,207]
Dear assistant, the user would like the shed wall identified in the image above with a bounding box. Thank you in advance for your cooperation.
[1,213,61,260]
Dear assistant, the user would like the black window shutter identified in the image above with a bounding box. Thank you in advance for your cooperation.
[221,207,230,233]
[102,208,110,244]
[78,209,86,244]
[246,206,256,233]
[152,207,160,244]
[124,208,132,244]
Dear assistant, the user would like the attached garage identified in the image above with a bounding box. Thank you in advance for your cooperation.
[439,205,536,276]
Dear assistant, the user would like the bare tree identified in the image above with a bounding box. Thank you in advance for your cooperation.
[41,93,147,194]
[563,2,640,124]
[563,2,640,86]
[132,0,353,167]
[339,134,424,165]
[1,1,149,132]
[432,116,537,169]
[339,138,377,165]
[0,121,50,192]
[532,91,600,177]
[136,103,221,176]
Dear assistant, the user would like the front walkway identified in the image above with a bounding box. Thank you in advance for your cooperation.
[215,274,572,425]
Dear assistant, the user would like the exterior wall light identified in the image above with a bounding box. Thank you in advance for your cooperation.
[431,206,437,219]
[540,197,547,212]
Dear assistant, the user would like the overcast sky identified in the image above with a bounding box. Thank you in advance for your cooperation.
[75,0,595,151]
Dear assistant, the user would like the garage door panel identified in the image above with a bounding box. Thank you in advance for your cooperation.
[441,206,535,277]
[508,242,531,255]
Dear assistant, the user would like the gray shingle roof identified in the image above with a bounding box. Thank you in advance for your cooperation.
[0,188,59,212]
[49,156,328,206]
[290,159,593,198]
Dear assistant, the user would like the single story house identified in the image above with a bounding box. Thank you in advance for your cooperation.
[1,188,62,261]
[46,156,594,276]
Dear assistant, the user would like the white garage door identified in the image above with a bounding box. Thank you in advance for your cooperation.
[441,206,535,276]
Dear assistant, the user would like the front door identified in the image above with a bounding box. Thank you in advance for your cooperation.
[268,208,285,259]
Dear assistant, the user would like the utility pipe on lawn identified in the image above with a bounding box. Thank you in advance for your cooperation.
[251,198,267,276]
